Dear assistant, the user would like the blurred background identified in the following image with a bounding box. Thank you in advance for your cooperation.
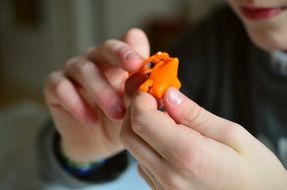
[0,0,224,188]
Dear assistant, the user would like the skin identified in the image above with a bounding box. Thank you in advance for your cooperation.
[44,0,287,189]
[45,29,150,162]
[226,0,287,51]
[121,88,287,190]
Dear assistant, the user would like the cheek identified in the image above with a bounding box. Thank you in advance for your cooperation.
[226,0,237,7]
[246,19,287,50]
[225,1,287,50]
[226,0,242,17]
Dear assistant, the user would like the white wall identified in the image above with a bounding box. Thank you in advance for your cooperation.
[101,0,189,39]
[188,0,225,21]
[0,0,224,99]
[0,0,56,96]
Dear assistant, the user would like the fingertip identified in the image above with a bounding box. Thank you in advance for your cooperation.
[125,73,148,98]
[122,50,145,71]
[115,45,143,71]
[125,28,145,35]
[163,88,188,122]
[132,91,158,111]
[122,28,150,59]
[122,28,144,41]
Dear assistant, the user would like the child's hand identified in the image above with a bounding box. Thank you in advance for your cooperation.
[121,87,287,190]
[44,28,150,163]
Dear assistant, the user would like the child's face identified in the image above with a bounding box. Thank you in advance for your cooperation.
[227,0,287,51]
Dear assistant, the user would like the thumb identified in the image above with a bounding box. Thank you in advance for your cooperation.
[122,28,150,58]
[163,87,249,151]
[122,28,150,107]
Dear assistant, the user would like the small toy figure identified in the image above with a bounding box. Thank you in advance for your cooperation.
[131,51,181,99]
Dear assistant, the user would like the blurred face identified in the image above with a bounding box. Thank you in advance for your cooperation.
[227,0,287,51]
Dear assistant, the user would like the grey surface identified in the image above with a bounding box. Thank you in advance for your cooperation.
[0,102,48,182]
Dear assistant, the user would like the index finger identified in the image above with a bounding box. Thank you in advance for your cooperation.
[86,40,144,72]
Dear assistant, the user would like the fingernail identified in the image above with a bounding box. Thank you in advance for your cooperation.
[111,102,126,119]
[167,88,184,105]
[125,51,139,62]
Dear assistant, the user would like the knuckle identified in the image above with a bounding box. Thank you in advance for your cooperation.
[183,152,201,174]
[101,39,121,54]
[83,46,96,55]
[171,144,203,177]
[45,71,66,94]
[161,172,179,190]
[130,118,144,135]
[65,56,81,68]
[75,60,95,77]
[223,122,245,141]
[97,89,117,110]
[102,39,117,48]
[184,103,210,126]
[130,106,147,134]
[45,71,58,89]
[65,57,95,77]
[51,80,68,98]
[230,122,243,131]
[103,39,129,57]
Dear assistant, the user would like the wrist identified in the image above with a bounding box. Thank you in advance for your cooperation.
[59,140,107,176]
[60,139,104,163]
[53,133,129,182]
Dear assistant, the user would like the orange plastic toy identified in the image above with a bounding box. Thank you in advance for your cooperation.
[131,51,181,99]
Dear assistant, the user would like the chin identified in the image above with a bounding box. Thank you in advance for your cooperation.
[245,26,287,52]
[228,3,287,52]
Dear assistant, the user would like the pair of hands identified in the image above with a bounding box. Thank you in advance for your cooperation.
[44,28,287,189]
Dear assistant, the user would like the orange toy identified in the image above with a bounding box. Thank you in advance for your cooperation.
[131,51,181,99]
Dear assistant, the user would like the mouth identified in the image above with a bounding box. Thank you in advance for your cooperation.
[241,5,287,21]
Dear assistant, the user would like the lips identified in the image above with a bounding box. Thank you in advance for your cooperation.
[241,6,287,20]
